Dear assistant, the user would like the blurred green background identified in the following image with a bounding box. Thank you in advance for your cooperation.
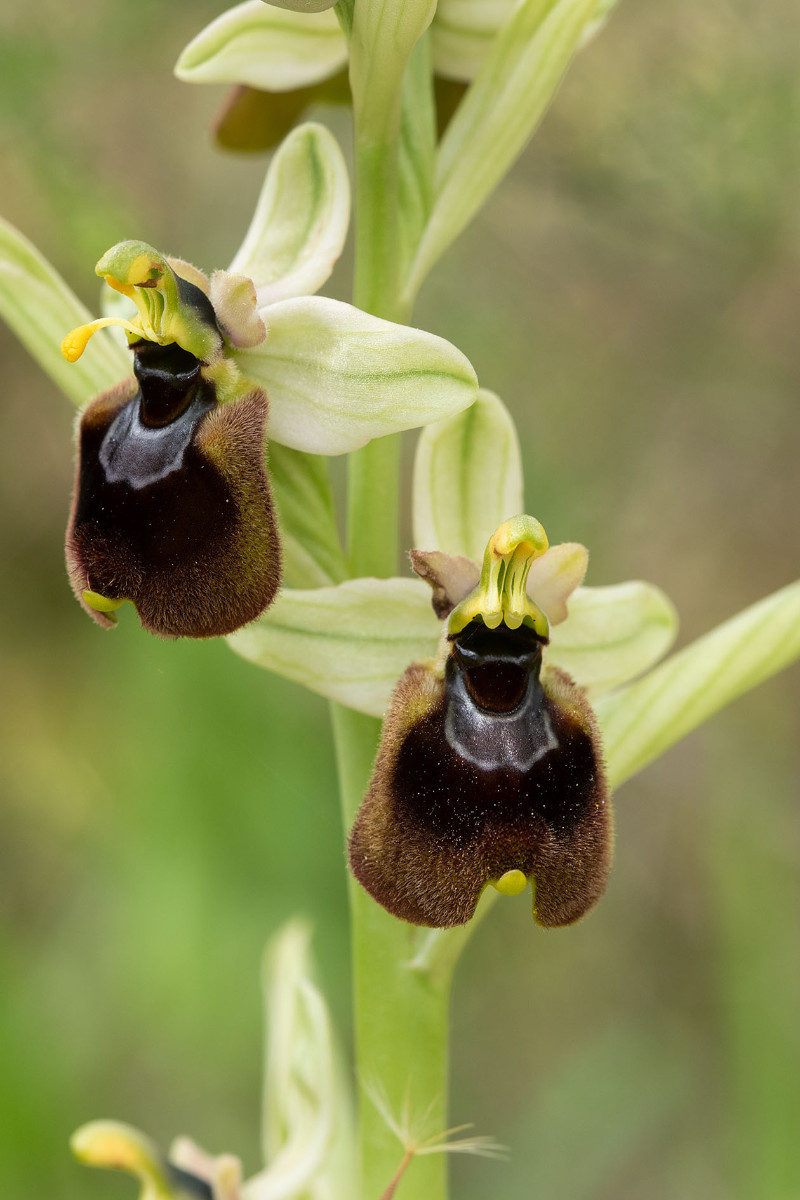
[1,1,799,1197]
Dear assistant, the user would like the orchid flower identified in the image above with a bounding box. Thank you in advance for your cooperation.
[0,122,477,637]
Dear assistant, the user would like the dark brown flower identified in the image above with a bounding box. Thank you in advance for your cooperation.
[349,518,611,928]
[67,337,280,639]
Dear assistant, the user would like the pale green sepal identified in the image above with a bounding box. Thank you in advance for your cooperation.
[432,0,515,82]
[264,0,338,10]
[413,388,523,561]
[175,1,346,92]
[229,123,350,306]
[242,920,356,1200]
[228,578,440,717]
[596,579,800,789]
[431,0,616,82]
[546,581,678,696]
[0,217,130,407]
[71,1122,177,1199]
[268,443,347,588]
[235,296,478,455]
[405,0,601,301]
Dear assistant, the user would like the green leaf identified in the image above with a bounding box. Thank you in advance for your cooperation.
[268,442,347,588]
[235,296,478,454]
[228,577,439,716]
[546,581,678,696]
[230,122,350,306]
[405,0,600,300]
[596,580,800,788]
[174,1,347,92]
[0,217,130,407]
[413,388,523,560]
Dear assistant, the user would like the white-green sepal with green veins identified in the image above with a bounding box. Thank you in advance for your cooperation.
[228,578,440,717]
[405,0,602,300]
[546,581,678,695]
[0,218,129,407]
[268,443,347,589]
[413,388,523,562]
[242,921,356,1200]
[260,0,338,11]
[235,296,478,454]
[229,123,350,307]
[431,0,516,82]
[431,0,617,83]
[174,1,346,92]
[596,579,800,788]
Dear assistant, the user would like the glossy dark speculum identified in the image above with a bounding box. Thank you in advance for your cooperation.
[349,620,610,928]
[66,338,281,638]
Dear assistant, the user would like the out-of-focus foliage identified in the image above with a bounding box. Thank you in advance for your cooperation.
[0,1,797,1198]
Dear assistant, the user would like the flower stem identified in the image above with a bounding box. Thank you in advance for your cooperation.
[332,703,452,1200]
[335,15,451,1196]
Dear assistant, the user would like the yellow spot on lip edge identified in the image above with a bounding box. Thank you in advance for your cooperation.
[492,869,528,897]
[83,590,126,614]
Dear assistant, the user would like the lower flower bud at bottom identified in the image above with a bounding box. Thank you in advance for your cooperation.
[349,620,611,928]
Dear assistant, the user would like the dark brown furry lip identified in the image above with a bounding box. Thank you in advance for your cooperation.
[348,619,610,929]
[65,340,282,639]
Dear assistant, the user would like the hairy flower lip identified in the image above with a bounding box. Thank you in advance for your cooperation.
[67,329,281,638]
[348,518,611,930]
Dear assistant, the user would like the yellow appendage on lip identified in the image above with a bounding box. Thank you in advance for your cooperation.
[492,869,528,896]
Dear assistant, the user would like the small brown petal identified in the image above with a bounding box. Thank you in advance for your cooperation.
[409,548,480,618]
[214,73,350,154]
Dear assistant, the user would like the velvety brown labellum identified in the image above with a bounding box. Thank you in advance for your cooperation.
[66,341,281,638]
[215,73,350,153]
[349,622,611,928]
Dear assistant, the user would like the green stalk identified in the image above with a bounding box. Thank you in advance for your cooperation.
[333,12,450,1197]
[332,704,452,1200]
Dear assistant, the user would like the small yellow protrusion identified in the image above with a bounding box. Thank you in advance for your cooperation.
[102,273,137,298]
[492,869,528,897]
[83,590,126,614]
[61,323,98,363]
